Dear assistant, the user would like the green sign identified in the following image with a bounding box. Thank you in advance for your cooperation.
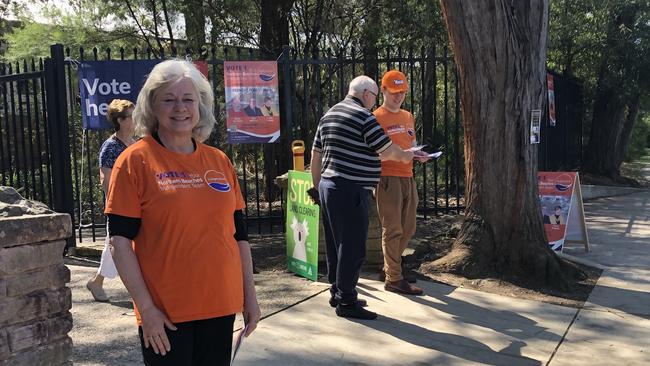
[286,170,319,281]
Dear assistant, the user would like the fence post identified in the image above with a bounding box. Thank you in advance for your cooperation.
[45,43,76,249]
[281,45,294,169]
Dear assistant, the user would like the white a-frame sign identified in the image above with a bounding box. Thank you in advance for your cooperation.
[538,172,590,252]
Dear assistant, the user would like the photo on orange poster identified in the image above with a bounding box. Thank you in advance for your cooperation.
[224,61,280,144]
[537,172,576,251]
[547,73,556,127]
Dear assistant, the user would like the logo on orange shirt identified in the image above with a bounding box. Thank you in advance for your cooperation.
[386,124,406,135]
[204,170,231,192]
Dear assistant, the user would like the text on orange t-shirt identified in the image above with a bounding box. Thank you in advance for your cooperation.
[373,106,416,177]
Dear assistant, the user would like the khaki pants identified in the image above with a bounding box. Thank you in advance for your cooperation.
[376,176,418,282]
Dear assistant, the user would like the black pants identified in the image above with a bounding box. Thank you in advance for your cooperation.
[138,314,236,366]
[319,176,369,304]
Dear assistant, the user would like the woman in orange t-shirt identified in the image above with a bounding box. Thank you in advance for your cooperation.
[105,60,260,366]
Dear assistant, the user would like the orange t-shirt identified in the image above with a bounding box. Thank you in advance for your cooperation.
[374,106,416,177]
[105,136,245,324]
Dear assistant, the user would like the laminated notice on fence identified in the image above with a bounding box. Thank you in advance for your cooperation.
[78,60,208,130]
[286,170,319,281]
[224,61,281,144]
[538,172,589,252]
[530,109,541,144]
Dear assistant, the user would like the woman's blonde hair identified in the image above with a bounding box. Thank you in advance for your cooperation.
[133,59,215,142]
[106,99,134,132]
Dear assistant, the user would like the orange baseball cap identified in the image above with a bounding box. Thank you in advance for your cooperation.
[381,70,408,93]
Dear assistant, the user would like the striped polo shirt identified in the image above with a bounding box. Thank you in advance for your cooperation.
[313,96,392,189]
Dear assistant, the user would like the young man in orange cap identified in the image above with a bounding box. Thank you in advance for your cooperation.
[374,70,429,295]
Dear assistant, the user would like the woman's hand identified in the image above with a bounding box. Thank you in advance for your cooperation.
[243,296,261,336]
[413,150,431,163]
[140,305,177,356]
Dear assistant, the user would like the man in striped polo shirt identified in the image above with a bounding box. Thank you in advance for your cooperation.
[309,75,414,320]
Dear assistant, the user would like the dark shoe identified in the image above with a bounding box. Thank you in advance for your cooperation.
[385,279,423,295]
[329,296,367,308]
[379,269,417,283]
[335,303,377,320]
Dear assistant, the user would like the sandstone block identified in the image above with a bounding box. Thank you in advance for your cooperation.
[0,187,53,217]
[0,330,8,359]
[6,313,73,353]
[0,241,66,276]
[4,265,70,297]
[0,288,71,326]
[0,337,71,366]
[0,214,71,248]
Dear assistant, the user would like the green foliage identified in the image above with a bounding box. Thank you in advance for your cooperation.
[625,113,650,161]
[374,0,447,48]
[2,0,145,63]
[548,0,650,169]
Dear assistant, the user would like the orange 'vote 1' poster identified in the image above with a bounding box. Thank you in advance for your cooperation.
[224,61,281,144]
[538,172,577,251]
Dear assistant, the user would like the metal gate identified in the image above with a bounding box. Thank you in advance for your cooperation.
[1,43,465,246]
[0,45,75,246]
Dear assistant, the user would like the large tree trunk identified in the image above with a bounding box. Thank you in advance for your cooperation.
[360,0,380,78]
[259,0,293,57]
[616,93,642,168]
[427,0,580,290]
[259,0,294,195]
[183,0,206,50]
[582,3,641,181]
[584,85,628,177]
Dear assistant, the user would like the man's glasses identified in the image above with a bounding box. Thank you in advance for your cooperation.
[365,89,378,98]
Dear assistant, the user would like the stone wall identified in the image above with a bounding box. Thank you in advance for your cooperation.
[0,187,73,366]
[276,173,384,267]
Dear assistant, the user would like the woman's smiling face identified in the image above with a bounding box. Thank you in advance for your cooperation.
[153,78,200,137]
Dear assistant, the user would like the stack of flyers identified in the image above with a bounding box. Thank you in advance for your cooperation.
[406,144,427,152]
[231,324,249,365]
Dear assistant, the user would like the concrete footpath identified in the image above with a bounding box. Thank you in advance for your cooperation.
[66,186,650,365]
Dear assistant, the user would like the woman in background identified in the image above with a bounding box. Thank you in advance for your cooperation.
[86,99,135,302]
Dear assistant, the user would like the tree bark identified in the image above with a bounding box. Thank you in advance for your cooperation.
[161,0,175,49]
[582,3,641,181]
[183,0,206,50]
[584,84,627,177]
[259,0,294,193]
[259,0,294,57]
[360,0,380,78]
[617,93,642,168]
[427,0,580,290]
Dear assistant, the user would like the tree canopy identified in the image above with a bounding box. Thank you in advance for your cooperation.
[2,0,647,173]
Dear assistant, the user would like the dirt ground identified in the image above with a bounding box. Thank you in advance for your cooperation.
[411,215,603,308]
[250,213,602,309]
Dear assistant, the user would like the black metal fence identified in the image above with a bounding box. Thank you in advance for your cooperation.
[1,43,465,245]
[1,43,586,247]
[0,60,50,204]
[0,46,75,247]
[538,70,584,171]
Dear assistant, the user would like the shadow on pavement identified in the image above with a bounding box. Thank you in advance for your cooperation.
[405,293,562,342]
[347,315,541,366]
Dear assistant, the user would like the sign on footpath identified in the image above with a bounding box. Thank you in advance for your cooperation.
[285,170,319,281]
[538,172,590,252]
